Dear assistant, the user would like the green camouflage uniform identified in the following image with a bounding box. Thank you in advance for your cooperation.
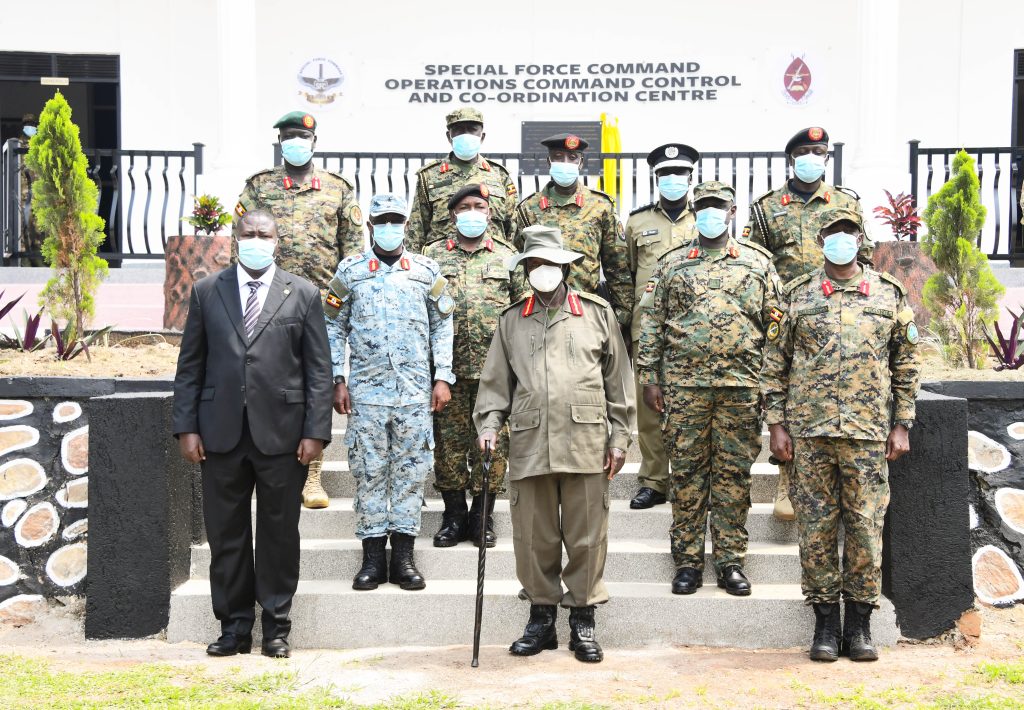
[515,182,633,326]
[406,155,518,254]
[625,201,697,495]
[745,182,872,286]
[636,237,781,572]
[761,266,920,605]
[234,164,364,288]
[424,236,528,494]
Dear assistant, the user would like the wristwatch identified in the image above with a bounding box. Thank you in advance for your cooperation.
[333,375,346,385]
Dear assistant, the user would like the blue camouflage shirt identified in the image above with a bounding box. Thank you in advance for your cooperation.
[325,250,456,406]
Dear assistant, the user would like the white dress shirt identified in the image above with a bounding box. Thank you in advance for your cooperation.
[236,262,276,317]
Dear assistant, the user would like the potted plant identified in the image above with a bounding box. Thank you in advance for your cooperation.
[871,189,936,327]
[163,195,234,331]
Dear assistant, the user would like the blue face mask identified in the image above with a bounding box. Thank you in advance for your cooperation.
[237,238,276,270]
[451,134,481,161]
[281,137,314,166]
[23,125,37,137]
[793,153,826,183]
[657,174,689,202]
[549,161,580,187]
[822,232,859,265]
[695,207,729,238]
[455,210,488,238]
[372,223,405,251]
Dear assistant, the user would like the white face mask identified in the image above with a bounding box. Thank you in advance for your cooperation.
[528,264,563,293]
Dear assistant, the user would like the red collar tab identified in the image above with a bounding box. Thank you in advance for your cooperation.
[824,191,832,203]
[858,280,870,296]
[310,176,322,190]
[368,258,380,272]
[574,193,584,208]
[728,245,740,258]
[821,279,835,297]
[780,194,791,206]
[480,160,491,172]
[400,257,411,271]
[521,294,536,317]
[568,291,584,316]
[440,162,450,174]
[687,247,700,259]
[446,238,455,251]
[282,176,294,189]
[484,239,494,252]
[539,196,550,210]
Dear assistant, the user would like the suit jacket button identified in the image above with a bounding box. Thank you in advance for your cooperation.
[246,357,253,365]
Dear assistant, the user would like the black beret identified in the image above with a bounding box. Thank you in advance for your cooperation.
[785,126,829,155]
[540,133,589,151]
[447,183,492,211]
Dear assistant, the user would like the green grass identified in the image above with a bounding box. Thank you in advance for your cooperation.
[976,660,1024,685]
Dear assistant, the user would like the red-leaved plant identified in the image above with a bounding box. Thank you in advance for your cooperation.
[50,320,112,362]
[982,307,1024,371]
[873,190,922,241]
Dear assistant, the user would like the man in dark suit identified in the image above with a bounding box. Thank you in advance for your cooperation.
[173,208,333,658]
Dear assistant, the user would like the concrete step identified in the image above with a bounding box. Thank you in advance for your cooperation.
[190,539,803,584]
[318,460,782,503]
[268,499,798,544]
[167,578,900,649]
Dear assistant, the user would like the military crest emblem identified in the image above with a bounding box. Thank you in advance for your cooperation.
[298,57,345,107]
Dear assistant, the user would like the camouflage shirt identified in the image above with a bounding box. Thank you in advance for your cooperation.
[625,201,697,341]
[406,153,518,253]
[636,239,780,389]
[515,181,633,326]
[324,250,455,407]
[423,236,528,381]
[744,181,873,286]
[761,266,921,442]
[235,165,364,288]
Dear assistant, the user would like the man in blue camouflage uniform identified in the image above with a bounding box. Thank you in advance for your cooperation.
[324,193,456,592]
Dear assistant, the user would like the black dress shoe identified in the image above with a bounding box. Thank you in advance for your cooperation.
[261,638,291,658]
[717,565,752,596]
[206,633,252,656]
[671,567,703,595]
[629,487,667,509]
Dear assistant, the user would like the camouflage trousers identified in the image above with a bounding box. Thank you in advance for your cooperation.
[346,401,433,540]
[791,437,890,605]
[662,386,760,572]
[433,378,508,494]
[635,366,669,494]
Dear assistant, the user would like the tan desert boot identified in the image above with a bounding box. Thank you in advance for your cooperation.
[302,452,330,509]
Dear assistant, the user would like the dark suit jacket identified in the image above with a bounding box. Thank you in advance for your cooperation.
[172,266,333,455]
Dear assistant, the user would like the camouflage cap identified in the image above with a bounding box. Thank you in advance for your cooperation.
[818,207,863,234]
[273,111,317,132]
[506,225,583,270]
[368,192,409,218]
[692,180,736,204]
[446,106,484,127]
[785,126,829,154]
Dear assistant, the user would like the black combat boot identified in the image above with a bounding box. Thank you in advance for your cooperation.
[388,532,426,590]
[352,536,388,590]
[843,600,879,661]
[468,493,497,548]
[433,490,470,547]
[509,604,558,656]
[568,605,603,663]
[809,603,841,662]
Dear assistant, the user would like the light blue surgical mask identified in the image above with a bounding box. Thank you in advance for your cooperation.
[793,153,826,183]
[549,162,580,187]
[237,238,276,270]
[451,134,481,161]
[23,125,37,137]
[372,223,405,251]
[822,231,859,265]
[281,137,314,166]
[695,207,729,238]
[455,210,488,238]
[657,174,689,202]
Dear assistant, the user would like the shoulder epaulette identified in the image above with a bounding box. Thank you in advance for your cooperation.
[336,251,367,274]
[576,291,611,308]
[517,193,540,209]
[782,272,815,295]
[878,270,907,295]
[657,244,687,263]
[416,159,444,175]
[835,185,861,201]
[490,235,516,253]
[586,187,614,203]
[480,157,510,174]
[737,238,773,259]
[502,295,530,314]
[629,202,656,216]
[410,252,440,272]
[244,168,274,183]
[325,170,355,189]
[753,188,778,203]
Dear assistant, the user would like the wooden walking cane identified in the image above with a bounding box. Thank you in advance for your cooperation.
[471,441,492,667]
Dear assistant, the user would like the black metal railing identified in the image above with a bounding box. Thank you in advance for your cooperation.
[908,140,1024,262]
[272,144,845,238]
[1,139,204,265]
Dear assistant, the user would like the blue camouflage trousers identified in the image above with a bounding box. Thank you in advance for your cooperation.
[347,401,434,539]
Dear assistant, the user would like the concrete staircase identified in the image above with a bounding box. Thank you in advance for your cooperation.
[167,415,901,649]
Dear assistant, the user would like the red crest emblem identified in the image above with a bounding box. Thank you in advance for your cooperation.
[301,114,315,129]
[783,56,812,103]
[808,127,824,141]
[565,135,580,150]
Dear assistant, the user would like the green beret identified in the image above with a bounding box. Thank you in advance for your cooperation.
[273,111,317,132]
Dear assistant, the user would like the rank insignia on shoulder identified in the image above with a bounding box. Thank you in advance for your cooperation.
[368,258,380,273]
[858,280,870,296]
[539,196,550,210]
[767,321,781,341]
[824,192,832,204]
[400,257,411,271]
[235,202,246,217]
[311,176,322,190]
[687,247,700,259]
[906,321,920,344]
[521,294,536,317]
[440,162,450,174]
[742,225,751,238]
[446,238,455,250]
[728,245,740,258]
[769,306,784,323]
[574,193,584,208]
[567,291,583,316]
[485,239,494,251]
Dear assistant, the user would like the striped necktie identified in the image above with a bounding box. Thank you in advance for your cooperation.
[243,281,261,340]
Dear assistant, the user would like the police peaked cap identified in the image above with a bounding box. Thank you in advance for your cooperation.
[647,143,700,171]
